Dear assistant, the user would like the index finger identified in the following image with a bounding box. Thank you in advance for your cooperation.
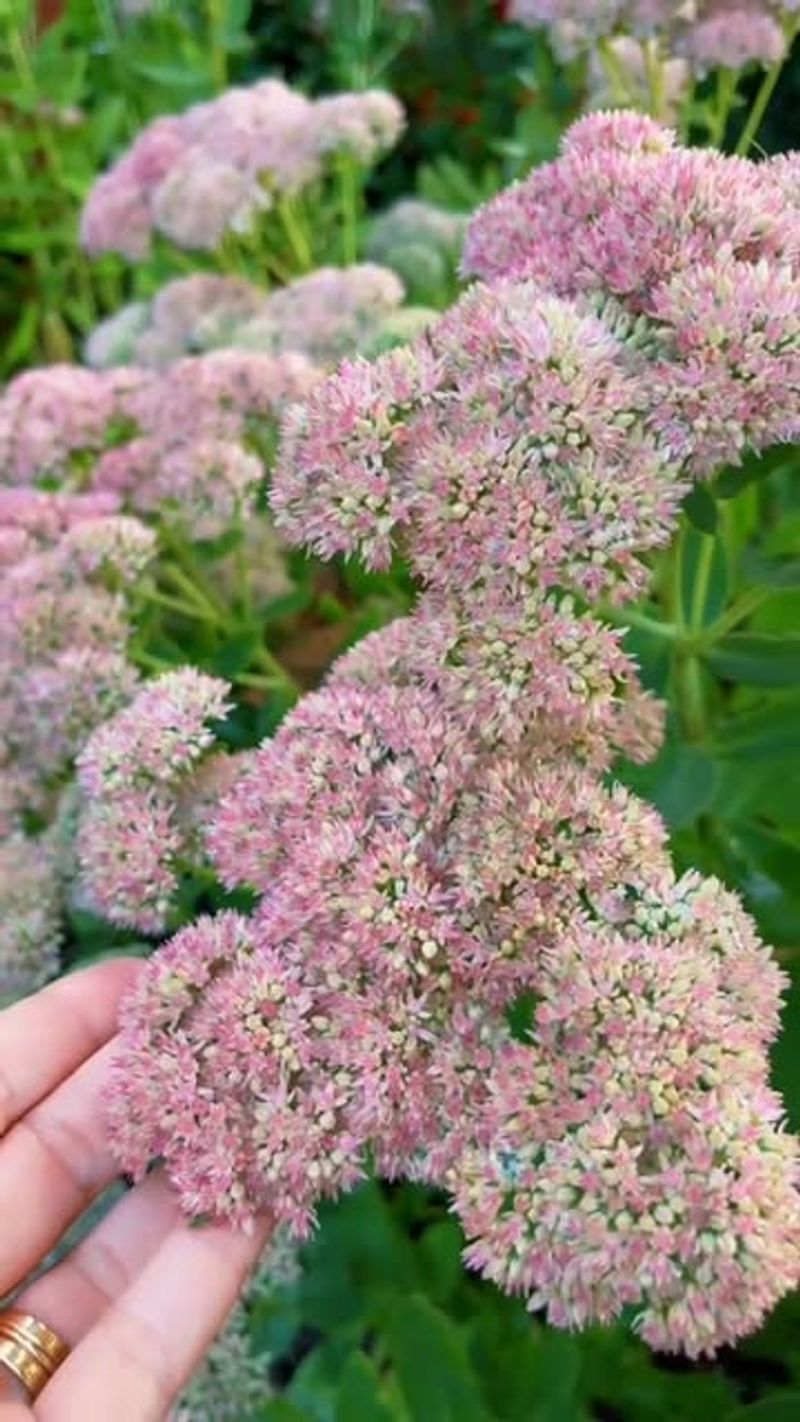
[38,1215,272,1421]
[0,960,141,1140]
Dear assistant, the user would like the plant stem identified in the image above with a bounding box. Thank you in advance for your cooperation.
[234,518,252,622]
[701,587,768,642]
[236,670,287,691]
[599,602,678,641]
[709,68,738,149]
[158,524,232,620]
[643,38,667,121]
[736,24,796,155]
[338,156,360,265]
[276,196,314,274]
[141,584,223,627]
[252,642,299,696]
[596,37,636,107]
[130,646,174,673]
[688,532,715,631]
[206,0,228,91]
[161,564,229,626]
[673,526,715,742]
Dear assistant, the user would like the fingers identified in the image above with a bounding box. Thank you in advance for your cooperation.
[0,1176,180,1416]
[38,1214,271,1422]
[0,1041,123,1297]
[0,1388,30,1414]
[0,960,140,1140]
[17,1174,180,1347]
[0,958,267,1418]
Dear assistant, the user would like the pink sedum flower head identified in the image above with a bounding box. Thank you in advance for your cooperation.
[104,109,800,1358]
[208,681,471,898]
[311,90,405,164]
[223,264,406,367]
[0,487,120,544]
[124,676,674,1203]
[0,349,318,540]
[0,831,63,1005]
[680,6,788,73]
[647,256,800,470]
[463,117,796,307]
[76,670,232,933]
[463,121,799,476]
[0,365,120,485]
[106,911,369,1232]
[330,594,665,770]
[81,80,404,258]
[151,155,269,253]
[77,667,231,797]
[274,280,682,598]
[507,0,794,74]
[453,874,799,1356]
[76,791,183,935]
[85,276,266,371]
[80,172,152,261]
[0,491,151,821]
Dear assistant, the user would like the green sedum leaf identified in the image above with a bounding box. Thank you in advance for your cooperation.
[381,1294,489,1422]
[706,634,800,688]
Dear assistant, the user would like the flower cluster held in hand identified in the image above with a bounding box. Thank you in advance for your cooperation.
[81,79,404,258]
[105,115,800,1359]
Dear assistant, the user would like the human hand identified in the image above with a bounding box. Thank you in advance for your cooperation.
[0,961,270,1420]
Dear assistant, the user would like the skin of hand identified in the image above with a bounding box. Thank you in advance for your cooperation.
[0,960,270,1421]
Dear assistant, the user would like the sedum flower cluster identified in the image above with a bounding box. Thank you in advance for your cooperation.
[76,669,235,934]
[213,264,407,365]
[0,830,64,1006]
[0,345,312,977]
[86,266,408,373]
[0,488,153,829]
[0,487,154,994]
[80,79,405,259]
[509,0,798,74]
[106,116,800,1357]
[0,350,318,539]
[366,199,467,306]
[84,276,267,371]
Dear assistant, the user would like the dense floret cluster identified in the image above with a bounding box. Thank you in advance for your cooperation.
[76,670,233,933]
[366,198,466,304]
[85,266,408,371]
[104,117,800,1357]
[81,79,404,258]
[0,350,318,537]
[509,1,796,75]
[0,488,153,829]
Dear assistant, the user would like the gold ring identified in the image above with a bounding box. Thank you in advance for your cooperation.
[0,1309,70,1400]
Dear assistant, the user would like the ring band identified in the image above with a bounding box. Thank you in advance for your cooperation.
[0,1310,70,1400]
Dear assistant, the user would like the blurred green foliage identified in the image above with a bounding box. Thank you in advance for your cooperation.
[242,1176,800,1421]
[0,0,254,371]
